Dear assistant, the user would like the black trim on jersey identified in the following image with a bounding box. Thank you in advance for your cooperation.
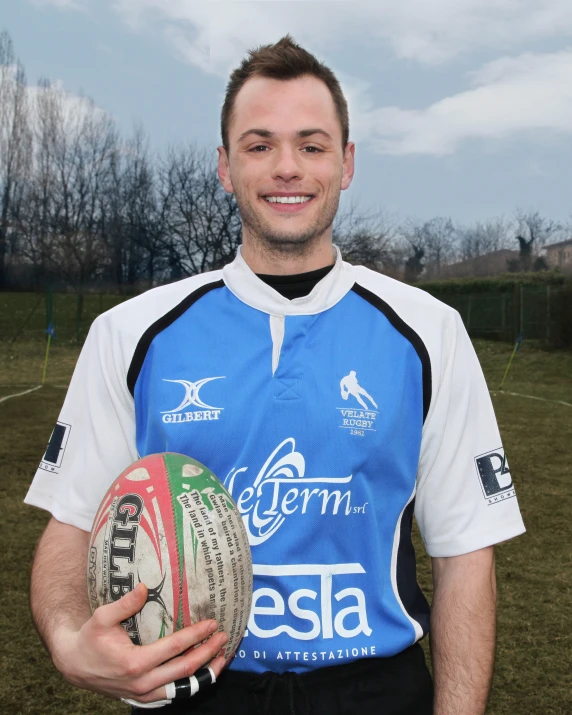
[351,283,432,422]
[126,280,225,397]
[396,497,430,636]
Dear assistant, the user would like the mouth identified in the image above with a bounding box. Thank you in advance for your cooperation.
[260,194,315,214]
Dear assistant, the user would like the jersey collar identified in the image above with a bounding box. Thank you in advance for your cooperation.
[222,245,355,316]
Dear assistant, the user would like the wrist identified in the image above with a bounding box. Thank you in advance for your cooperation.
[50,625,81,680]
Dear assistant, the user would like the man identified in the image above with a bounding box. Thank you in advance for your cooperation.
[26,35,525,714]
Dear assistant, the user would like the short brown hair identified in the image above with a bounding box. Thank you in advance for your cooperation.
[221,34,349,153]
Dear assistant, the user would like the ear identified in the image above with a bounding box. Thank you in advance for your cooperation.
[341,141,355,191]
[217,146,234,193]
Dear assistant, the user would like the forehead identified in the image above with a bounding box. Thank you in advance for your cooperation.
[229,75,340,142]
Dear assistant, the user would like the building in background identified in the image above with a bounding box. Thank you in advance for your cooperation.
[543,239,572,272]
[439,249,520,279]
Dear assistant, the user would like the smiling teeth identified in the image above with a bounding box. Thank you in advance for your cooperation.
[265,196,312,204]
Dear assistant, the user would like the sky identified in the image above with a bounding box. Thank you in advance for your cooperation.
[2,0,572,228]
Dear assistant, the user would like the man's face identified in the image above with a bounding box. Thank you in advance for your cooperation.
[218,75,355,255]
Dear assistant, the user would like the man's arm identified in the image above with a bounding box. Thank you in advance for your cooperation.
[430,546,496,715]
[31,517,228,705]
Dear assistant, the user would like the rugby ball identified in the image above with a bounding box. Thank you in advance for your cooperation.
[87,453,253,659]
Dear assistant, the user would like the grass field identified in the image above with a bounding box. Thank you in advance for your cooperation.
[1,303,571,714]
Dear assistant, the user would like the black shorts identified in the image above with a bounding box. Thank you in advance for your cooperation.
[132,643,433,715]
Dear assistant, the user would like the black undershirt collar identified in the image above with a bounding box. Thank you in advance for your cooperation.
[256,264,335,300]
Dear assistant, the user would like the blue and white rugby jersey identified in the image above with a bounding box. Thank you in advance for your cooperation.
[26,246,525,675]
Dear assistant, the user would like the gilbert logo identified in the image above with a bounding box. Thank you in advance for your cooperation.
[161,377,224,424]
[338,371,378,436]
[107,493,144,645]
[224,438,367,546]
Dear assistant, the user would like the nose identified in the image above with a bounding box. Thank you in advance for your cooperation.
[270,144,303,182]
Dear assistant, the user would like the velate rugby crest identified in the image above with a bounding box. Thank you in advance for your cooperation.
[87,453,253,658]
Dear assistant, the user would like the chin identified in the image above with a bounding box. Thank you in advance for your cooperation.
[261,232,324,253]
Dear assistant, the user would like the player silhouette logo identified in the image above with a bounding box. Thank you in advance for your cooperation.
[340,371,378,410]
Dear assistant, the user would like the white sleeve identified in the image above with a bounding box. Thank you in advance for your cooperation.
[415,310,526,558]
[24,314,138,532]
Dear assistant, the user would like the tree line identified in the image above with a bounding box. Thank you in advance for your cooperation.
[1,30,569,293]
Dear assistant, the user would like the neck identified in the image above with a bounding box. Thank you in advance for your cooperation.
[240,235,336,276]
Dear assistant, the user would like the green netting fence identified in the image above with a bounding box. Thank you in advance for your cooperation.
[1,284,570,348]
[2,292,131,346]
[427,286,566,343]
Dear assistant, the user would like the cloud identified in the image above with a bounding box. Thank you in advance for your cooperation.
[29,1,572,157]
[107,0,572,72]
[27,79,109,127]
[112,0,353,76]
[355,49,572,155]
[29,0,86,10]
[35,0,572,70]
[2,66,110,131]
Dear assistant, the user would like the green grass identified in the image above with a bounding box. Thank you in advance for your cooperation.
[0,324,571,713]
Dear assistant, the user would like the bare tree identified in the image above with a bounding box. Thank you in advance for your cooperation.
[111,126,168,288]
[18,79,118,290]
[401,217,456,279]
[333,198,398,272]
[456,217,511,261]
[160,145,242,276]
[0,31,32,288]
[515,209,562,250]
[403,243,425,283]
[506,209,564,272]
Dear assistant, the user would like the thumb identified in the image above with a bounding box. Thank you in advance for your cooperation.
[93,582,148,629]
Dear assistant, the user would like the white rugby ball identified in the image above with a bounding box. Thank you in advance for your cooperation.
[87,453,253,658]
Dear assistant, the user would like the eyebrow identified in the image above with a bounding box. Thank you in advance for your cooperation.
[237,128,334,143]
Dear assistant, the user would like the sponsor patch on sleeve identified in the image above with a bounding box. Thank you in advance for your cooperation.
[39,421,71,473]
[475,447,515,505]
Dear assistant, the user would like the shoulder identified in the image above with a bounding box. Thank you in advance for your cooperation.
[83,271,224,382]
[349,265,464,414]
[94,270,225,339]
[350,264,457,325]
[349,265,460,352]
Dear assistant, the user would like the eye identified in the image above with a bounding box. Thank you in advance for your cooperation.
[302,146,322,153]
[249,145,269,152]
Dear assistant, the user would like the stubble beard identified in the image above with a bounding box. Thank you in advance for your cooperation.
[234,186,342,258]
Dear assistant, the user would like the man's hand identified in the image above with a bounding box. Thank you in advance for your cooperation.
[431,546,496,715]
[31,517,227,705]
[55,582,228,704]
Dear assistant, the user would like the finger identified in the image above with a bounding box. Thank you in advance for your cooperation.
[94,582,148,629]
[132,654,227,705]
[135,632,228,695]
[136,619,220,671]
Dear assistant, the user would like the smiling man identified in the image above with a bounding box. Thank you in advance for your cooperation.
[26,35,525,715]
[218,72,353,273]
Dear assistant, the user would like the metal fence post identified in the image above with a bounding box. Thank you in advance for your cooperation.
[546,285,551,343]
[46,286,54,332]
[76,292,84,346]
[520,285,525,337]
[513,285,520,341]
[467,295,473,334]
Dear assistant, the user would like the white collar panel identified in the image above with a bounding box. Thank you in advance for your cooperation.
[222,245,355,316]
